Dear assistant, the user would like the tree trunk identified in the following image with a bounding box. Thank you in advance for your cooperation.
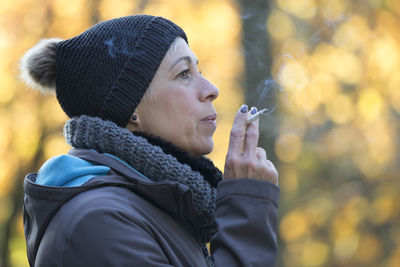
[236,1,282,265]
[236,0,278,162]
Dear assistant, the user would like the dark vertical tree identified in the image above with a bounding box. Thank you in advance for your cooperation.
[88,0,102,24]
[236,0,279,163]
[237,0,271,104]
[236,1,282,265]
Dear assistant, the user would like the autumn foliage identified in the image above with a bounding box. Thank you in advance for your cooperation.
[1,0,400,266]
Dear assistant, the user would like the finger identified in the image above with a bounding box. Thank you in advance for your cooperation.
[266,160,279,185]
[255,147,267,160]
[227,105,248,156]
[243,109,259,158]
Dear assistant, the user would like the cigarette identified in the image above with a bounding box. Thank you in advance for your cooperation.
[247,109,268,124]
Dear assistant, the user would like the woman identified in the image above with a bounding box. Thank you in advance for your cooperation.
[21,15,279,267]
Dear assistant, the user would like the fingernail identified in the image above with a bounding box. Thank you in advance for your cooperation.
[240,104,248,113]
[250,107,258,115]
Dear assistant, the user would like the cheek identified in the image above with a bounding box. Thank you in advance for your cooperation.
[162,91,198,122]
[141,93,197,135]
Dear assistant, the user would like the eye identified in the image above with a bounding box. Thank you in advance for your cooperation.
[178,69,190,79]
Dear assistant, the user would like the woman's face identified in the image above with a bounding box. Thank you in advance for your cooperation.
[129,38,219,156]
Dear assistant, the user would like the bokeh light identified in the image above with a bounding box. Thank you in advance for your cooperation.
[267,0,400,265]
[2,0,400,266]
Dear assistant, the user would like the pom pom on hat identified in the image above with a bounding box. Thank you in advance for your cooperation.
[20,38,62,93]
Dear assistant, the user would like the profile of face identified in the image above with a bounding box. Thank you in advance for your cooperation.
[127,37,219,157]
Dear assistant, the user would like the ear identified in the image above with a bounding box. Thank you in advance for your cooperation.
[126,113,141,131]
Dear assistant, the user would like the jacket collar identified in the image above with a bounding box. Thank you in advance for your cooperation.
[68,148,197,225]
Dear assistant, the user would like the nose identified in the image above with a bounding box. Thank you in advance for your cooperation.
[198,76,219,102]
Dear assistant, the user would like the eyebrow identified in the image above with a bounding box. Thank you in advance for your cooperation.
[169,56,199,71]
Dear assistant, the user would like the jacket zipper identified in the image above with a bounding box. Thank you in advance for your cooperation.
[201,245,214,267]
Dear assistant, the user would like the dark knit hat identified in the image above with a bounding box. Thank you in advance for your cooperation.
[20,15,188,127]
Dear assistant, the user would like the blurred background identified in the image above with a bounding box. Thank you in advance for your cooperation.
[1,0,400,266]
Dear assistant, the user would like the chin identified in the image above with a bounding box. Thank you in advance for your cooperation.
[193,140,214,157]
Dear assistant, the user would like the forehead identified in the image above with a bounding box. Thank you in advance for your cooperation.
[165,37,196,63]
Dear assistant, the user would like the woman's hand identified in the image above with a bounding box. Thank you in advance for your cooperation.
[223,105,278,185]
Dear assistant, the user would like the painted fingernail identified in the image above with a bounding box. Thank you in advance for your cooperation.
[250,107,258,115]
[240,104,248,113]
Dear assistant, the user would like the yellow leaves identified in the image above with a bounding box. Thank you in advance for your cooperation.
[283,73,339,114]
[52,0,86,19]
[308,43,337,75]
[366,34,400,80]
[199,1,240,44]
[0,153,18,197]
[369,193,399,225]
[330,49,362,85]
[330,196,369,260]
[310,44,363,85]
[2,1,400,266]
[305,196,333,227]
[359,120,395,172]
[39,97,68,129]
[300,240,330,266]
[143,0,185,19]
[279,116,306,138]
[280,209,310,242]
[48,0,92,37]
[43,134,71,160]
[99,0,138,20]
[277,0,317,20]
[279,165,298,193]
[340,196,369,230]
[267,11,294,40]
[307,74,339,105]
[320,0,349,22]
[10,98,41,164]
[387,246,400,267]
[376,9,400,36]
[275,56,309,92]
[322,126,357,158]
[326,93,355,124]
[333,231,360,261]
[280,38,308,59]
[0,110,18,197]
[357,87,385,123]
[275,133,302,163]
[283,239,330,267]
[0,197,12,226]
[355,233,382,264]
[9,228,29,267]
[388,70,400,114]
[333,16,371,51]
[385,0,400,16]
[0,73,16,105]
[0,111,12,152]
[269,1,400,266]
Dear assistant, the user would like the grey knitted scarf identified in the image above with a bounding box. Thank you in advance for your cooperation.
[64,115,221,244]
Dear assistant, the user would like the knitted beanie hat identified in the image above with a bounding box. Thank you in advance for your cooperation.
[20,15,188,127]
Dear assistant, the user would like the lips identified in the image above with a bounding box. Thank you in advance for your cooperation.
[201,113,217,122]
